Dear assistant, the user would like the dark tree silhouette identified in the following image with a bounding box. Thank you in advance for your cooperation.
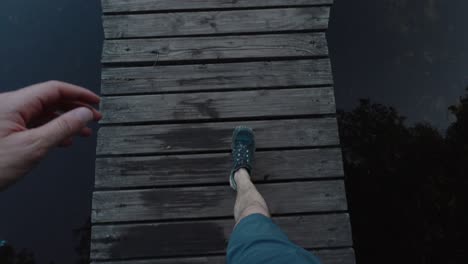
[0,216,92,264]
[338,89,468,264]
[73,218,91,264]
[0,243,36,264]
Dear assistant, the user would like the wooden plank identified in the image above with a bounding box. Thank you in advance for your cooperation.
[102,33,328,63]
[103,7,330,39]
[91,213,352,260]
[97,118,339,155]
[101,59,332,95]
[100,87,335,124]
[95,148,344,189]
[92,181,347,223]
[91,248,354,264]
[102,0,334,13]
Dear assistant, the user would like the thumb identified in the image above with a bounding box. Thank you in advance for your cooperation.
[32,107,94,148]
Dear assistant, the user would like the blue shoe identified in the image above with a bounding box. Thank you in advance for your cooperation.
[229,126,255,191]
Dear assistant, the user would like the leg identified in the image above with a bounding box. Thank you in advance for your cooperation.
[228,170,322,264]
[233,168,270,223]
[227,127,321,264]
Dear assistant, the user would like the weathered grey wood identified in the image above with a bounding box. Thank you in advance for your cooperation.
[104,7,330,39]
[102,33,328,63]
[91,248,354,264]
[97,118,339,155]
[94,0,355,262]
[92,181,346,223]
[91,214,352,260]
[95,148,344,188]
[102,0,334,13]
[102,59,332,95]
[100,87,335,124]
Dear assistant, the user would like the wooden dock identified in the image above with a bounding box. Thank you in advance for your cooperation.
[91,1,355,263]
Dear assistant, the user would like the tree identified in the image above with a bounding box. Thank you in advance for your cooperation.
[73,218,91,264]
[0,243,36,264]
[338,91,468,264]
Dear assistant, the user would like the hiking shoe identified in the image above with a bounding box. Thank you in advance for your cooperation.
[229,126,255,191]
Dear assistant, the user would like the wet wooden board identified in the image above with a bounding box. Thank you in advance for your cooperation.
[94,1,354,263]
[97,118,339,155]
[103,7,330,38]
[95,148,344,189]
[102,0,334,13]
[91,214,352,260]
[100,87,335,124]
[102,33,328,63]
[91,248,354,264]
[102,59,332,95]
[92,181,346,223]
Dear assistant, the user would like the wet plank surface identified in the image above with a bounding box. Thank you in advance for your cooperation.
[101,0,334,13]
[92,248,354,264]
[104,7,330,38]
[100,87,335,124]
[93,181,347,223]
[97,118,339,155]
[92,1,354,263]
[91,214,352,259]
[102,59,332,95]
[95,148,344,188]
[102,33,328,63]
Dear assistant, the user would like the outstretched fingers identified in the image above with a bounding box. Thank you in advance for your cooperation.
[10,80,101,123]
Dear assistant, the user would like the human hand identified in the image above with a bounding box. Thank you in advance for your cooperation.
[0,81,102,190]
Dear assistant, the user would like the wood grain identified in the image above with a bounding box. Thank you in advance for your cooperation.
[91,248,354,264]
[102,33,328,63]
[100,87,336,124]
[95,148,344,188]
[97,118,340,155]
[91,213,352,259]
[102,0,334,13]
[103,7,330,39]
[92,180,347,223]
[102,59,332,95]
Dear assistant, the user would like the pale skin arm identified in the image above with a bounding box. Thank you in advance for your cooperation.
[0,81,102,191]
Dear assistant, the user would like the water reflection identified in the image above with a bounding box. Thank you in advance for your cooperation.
[338,90,468,263]
[328,1,468,262]
[1,0,467,262]
[328,0,468,130]
[0,1,102,263]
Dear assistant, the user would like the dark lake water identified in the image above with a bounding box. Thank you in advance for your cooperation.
[0,0,467,263]
[0,1,102,263]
